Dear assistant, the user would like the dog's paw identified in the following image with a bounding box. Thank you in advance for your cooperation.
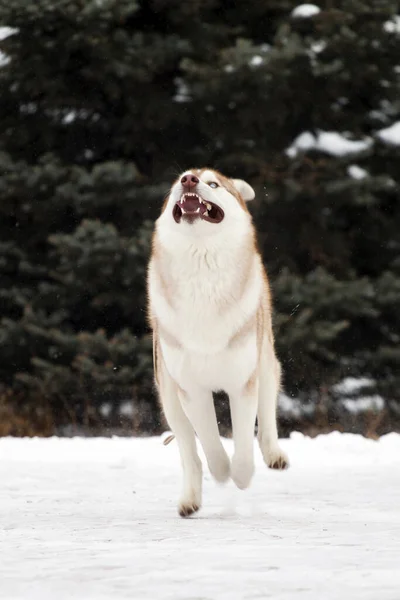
[264,446,289,470]
[178,478,202,518]
[231,455,254,490]
[208,450,231,484]
[178,499,201,518]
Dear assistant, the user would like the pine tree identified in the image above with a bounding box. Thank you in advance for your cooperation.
[177,0,400,433]
[0,0,399,435]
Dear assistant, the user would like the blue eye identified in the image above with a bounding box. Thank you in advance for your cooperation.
[209,182,218,188]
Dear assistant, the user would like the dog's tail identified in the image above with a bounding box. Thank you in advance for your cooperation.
[163,433,175,446]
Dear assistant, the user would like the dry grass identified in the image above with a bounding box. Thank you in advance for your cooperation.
[0,388,398,439]
[0,390,55,437]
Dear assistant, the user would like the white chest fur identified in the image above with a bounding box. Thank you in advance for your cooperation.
[149,223,262,393]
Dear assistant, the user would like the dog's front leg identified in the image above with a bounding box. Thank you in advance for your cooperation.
[159,361,203,517]
[229,376,259,490]
[178,388,231,484]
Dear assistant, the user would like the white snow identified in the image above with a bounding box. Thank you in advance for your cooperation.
[173,77,191,103]
[278,393,314,418]
[333,377,375,395]
[62,111,76,124]
[347,164,368,180]
[286,130,373,158]
[377,120,400,145]
[100,402,112,418]
[383,15,400,34]
[291,4,321,18]
[20,103,38,115]
[318,131,372,156]
[119,400,134,417]
[0,26,18,65]
[249,55,263,67]
[310,40,326,54]
[0,51,10,67]
[0,26,18,40]
[286,131,315,156]
[1,433,400,600]
[333,380,385,414]
[340,395,385,415]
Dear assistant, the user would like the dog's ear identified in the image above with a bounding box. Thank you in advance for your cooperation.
[232,179,255,202]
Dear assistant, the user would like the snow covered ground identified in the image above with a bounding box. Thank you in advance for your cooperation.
[1,433,400,600]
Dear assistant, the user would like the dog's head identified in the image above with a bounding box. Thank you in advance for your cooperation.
[157,168,255,237]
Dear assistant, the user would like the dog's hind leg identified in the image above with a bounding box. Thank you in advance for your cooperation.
[229,375,259,490]
[257,342,289,470]
[158,359,203,517]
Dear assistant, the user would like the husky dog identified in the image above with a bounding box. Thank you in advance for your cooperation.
[147,168,288,517]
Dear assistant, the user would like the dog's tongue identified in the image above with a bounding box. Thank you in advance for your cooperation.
[182,197,199,212]
[180,196,207,214]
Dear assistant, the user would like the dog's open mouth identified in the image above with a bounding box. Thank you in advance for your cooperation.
[173,193,224,224]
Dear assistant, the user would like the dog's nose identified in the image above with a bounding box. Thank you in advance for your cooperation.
[181,174,199,188]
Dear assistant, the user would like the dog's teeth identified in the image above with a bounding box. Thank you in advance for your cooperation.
[207,203,211,210]
[204,210,208,217]
[199,198,203,204]
[196,207,200,213]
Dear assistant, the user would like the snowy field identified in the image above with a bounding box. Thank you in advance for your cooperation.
[1,433,400,600]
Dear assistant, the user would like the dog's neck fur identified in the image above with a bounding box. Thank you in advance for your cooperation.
[154,218,258,303]
[155,209,255,268]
